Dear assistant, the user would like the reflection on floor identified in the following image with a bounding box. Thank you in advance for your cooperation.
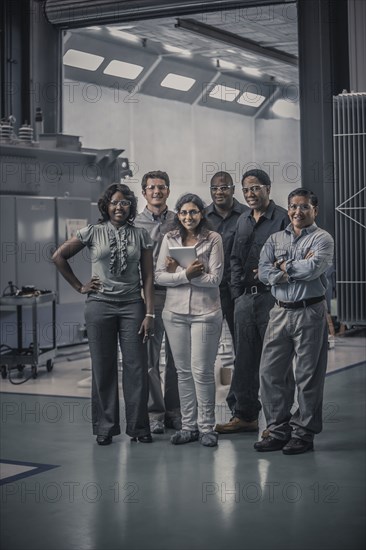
[0,330,365,550]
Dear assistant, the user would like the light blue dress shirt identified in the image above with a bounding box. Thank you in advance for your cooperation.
[258,223,334,302]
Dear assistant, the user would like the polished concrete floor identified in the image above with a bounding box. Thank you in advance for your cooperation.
[0,330,365,550]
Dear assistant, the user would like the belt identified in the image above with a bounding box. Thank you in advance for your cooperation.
[154,284,166,292]
[275,296,324,309]
[243,284,270,295]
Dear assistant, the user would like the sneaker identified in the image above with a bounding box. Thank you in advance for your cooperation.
[199,431,219,447]
[165,417,182,430]
[150,420,164,434]
[253,430,289,452]
[170,430,199,445]
[215,416,258,434]
[282,437,314,455]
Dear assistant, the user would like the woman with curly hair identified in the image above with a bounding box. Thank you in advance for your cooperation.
[155,193,224,447]
[53,183,154,445]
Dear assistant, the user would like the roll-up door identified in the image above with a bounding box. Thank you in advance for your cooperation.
[45,0,288,28]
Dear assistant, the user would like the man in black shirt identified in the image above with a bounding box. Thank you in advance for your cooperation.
[206,171,248,339]
[215,169,289,434]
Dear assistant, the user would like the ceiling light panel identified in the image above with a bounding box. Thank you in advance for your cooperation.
[103,60,144,80]
[106,27,140,43]
[63,49,104,71]
[138,58,216,104]
[63,31,158,89]
[163,44,192,57]
[199,74,274,116]
[217,59,237,71]
[237,92,266,107]
[209,84,240,102]
[242,67,263,77]
[161,73,196,91]
[272,99,300,119]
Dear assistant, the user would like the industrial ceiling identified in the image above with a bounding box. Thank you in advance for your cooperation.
[63,2,299,118]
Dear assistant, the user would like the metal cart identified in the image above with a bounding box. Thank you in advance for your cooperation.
[0,292,57,380]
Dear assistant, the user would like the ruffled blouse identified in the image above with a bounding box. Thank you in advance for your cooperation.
[77,222,153,302]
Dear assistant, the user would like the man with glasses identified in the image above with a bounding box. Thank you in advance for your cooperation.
[135,170,181,434]
[215,168,289,434]
[206,171,248,340]
[254,188,334,454]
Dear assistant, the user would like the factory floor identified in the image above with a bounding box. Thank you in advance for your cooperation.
[0,329,365,550]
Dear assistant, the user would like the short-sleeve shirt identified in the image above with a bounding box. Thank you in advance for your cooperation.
[77,221,153,302]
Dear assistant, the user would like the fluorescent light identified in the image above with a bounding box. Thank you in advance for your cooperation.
[217,59,237,71]
[241,52,256,60]
[209,84,240,102]
[160,73,196,91]
[237,92,266,107]
[103,60,143,79]
[242,67,262,77]
[163,44,192,57]
[63,49,104,71]
[106,28,140,43]
[272,99,300,119]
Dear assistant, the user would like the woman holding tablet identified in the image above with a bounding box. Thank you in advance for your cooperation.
[155,193,224,447]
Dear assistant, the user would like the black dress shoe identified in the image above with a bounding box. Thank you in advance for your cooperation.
[96,435,112,446]
[282,437,314,455]
[131,434,153,443]
[254,434,288,452]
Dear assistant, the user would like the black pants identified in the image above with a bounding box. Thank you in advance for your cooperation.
[226,291,275,422]
[219,285,235,344]
[85,298,150,438]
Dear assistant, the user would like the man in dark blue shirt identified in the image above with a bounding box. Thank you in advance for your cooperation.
[215,169,289,434]
[206,171,248,340]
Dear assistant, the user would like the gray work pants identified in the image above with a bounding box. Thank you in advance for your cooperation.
[259,300,328,441]
[162,309,223,433]
[85,298,150,438]
[147,291,181,422]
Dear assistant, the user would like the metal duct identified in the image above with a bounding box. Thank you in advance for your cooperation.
[333,92,366,325]
[44,0,293,28]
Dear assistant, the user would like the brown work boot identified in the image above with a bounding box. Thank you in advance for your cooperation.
[215,416,258,434]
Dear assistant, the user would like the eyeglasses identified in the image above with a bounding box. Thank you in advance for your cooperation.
[178,209,201,217]
[145,184,169,191]
[242,184,266,194]
[210,185,234,193]
[109,199,131,207]
[288,203,314,212]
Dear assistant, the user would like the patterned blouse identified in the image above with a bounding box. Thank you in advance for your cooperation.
[77,221,153,302]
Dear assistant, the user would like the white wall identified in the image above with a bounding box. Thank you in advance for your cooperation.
[63,80,253,210]
[254,118,301,209]
[63,80,301,212]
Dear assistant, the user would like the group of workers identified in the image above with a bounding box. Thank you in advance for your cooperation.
[52,168,334,455]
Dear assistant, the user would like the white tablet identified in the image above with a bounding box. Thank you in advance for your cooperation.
[168,246,197,268]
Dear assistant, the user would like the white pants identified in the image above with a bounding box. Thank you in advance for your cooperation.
[162,309,223,433]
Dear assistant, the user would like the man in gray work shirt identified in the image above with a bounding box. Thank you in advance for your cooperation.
[135,170,181,434]
[254,188,334,455]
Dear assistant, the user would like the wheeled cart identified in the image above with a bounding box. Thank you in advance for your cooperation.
[0,292,57,380]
